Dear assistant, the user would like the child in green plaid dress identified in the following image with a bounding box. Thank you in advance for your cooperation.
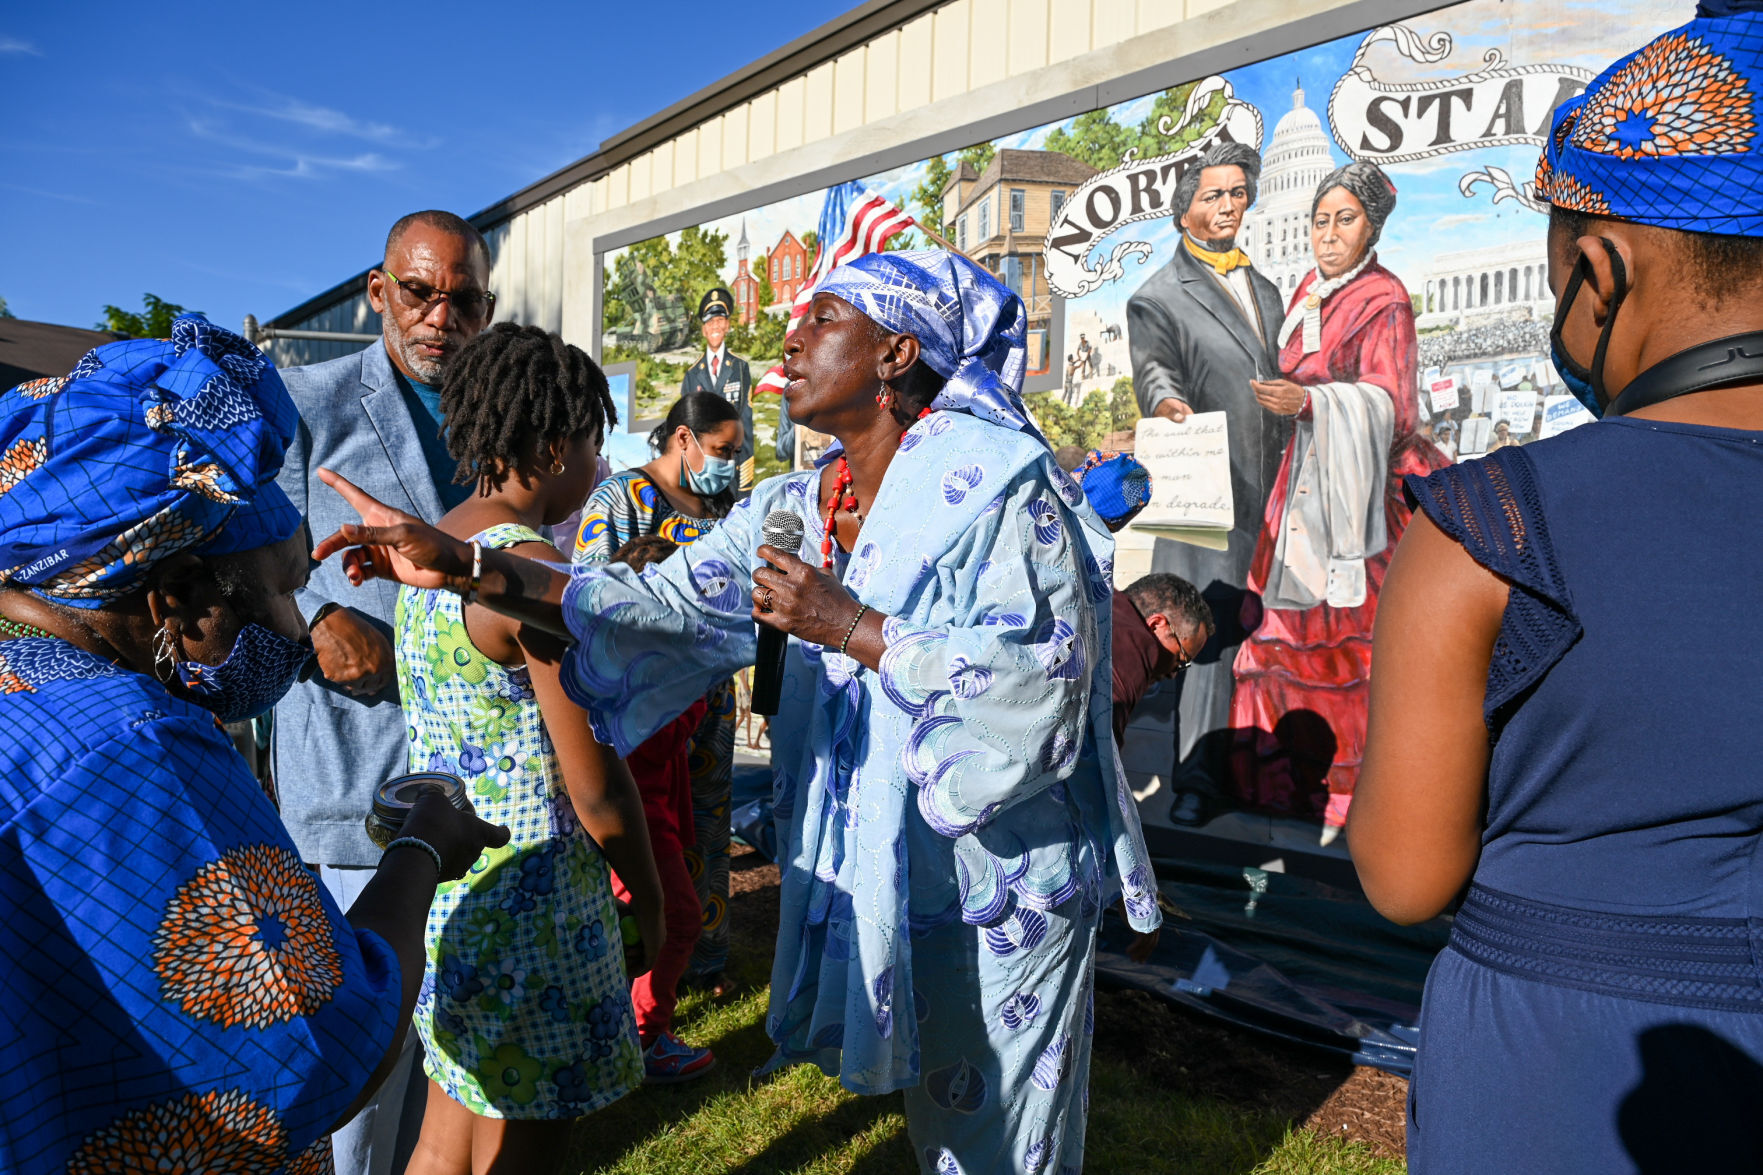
[392,324,663,1175]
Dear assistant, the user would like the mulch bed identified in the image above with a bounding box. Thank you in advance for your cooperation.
[723,841,1409,1161]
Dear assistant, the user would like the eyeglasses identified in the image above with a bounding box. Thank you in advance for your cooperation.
[1160,622,1197,678]
[1170,633,1194,675]
[379,268,496,322]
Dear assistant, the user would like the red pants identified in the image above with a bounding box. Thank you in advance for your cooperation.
[613,700,705,1044]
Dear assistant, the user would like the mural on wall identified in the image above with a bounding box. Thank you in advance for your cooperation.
[599,0,1691,834]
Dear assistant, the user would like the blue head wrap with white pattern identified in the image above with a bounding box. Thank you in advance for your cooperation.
[816,249,1040,439]
[0,314,302,607]
[1537,10,1763,236]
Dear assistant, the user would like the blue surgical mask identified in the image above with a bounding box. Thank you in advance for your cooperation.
[683,431,737,496]
[174,622,315,723]
[1548,240,1629,420]
[1550,335,1602,419]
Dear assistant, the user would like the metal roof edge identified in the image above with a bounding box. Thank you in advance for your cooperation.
[472,0,950,229]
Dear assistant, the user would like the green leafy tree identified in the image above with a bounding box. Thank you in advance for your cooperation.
[752,250,775,313]
[607,226,730,339]
[910,155,954,233]
[1024,377,1139,452]
[801,231,819,272]
[1108,375,1138,437]
[1043,111,1142,172]
[1042,82,1218,172]
[0,296,14,319]
[98,293,186,338]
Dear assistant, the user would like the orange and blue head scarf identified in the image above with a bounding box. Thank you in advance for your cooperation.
[0,314,301,607]
[1537,7,1763,235]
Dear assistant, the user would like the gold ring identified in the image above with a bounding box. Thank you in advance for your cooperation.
[760,588,775,613]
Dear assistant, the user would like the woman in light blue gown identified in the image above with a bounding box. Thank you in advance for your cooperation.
[315,251,1160,1174]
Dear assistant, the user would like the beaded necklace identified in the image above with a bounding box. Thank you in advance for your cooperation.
[819,407,933,569]
[0,615,53,641]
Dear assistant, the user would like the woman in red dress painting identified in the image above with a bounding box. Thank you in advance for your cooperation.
[1229,161,1449,841]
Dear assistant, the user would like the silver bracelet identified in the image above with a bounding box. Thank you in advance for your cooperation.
[384,836,444,882]
[465,540,483,606]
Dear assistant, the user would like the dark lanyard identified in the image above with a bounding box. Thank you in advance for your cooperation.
[1609,331,1763,416]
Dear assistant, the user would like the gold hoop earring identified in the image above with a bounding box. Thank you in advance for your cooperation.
[152,626,176,683]
[549,459,565,476]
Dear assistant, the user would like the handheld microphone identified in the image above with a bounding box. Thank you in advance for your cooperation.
[752,509,805,716]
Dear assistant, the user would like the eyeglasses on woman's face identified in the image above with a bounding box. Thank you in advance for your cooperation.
[379,268,496,322]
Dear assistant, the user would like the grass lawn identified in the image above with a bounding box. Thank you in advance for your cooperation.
[565,851,1407,1175]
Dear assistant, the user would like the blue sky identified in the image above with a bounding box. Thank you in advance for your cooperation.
[0,1,857,331]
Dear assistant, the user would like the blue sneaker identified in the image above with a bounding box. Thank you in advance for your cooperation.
[643,1031,716,1084]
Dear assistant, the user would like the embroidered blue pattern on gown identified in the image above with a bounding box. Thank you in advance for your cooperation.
[557,412,1160,1171]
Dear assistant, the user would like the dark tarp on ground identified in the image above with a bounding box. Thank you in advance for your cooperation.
[0,319,124,390]
[731,761,1446,1078]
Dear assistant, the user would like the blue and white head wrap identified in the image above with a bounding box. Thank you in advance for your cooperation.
[815,249,1038,439]
[1537,9,1763,236]
[0,314,302,606]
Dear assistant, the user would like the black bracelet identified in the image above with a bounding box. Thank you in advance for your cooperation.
[839,604,870,656]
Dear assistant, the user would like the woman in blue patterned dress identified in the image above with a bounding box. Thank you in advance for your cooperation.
[573,391,746,995]
[394,324,661,1175]
[0,317,504,1175]
[317,251,1162,1174]
[1353,12,1763,1171]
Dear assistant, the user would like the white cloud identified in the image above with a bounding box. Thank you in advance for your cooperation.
[214,93,413,145]
[0,37,41,55]
[186,117,401,179]
[1434,212,1490,230]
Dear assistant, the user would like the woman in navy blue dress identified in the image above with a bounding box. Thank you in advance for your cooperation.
[1351,11,1763,1172]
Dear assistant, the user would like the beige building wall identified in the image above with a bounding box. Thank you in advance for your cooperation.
[270,0,1416,362]
[560,0,1390,351]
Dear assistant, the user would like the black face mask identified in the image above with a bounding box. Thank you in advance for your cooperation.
[1548,237,1629,417]
[1550,236,1763,418]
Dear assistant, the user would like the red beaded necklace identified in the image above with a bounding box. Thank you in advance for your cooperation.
[820,407,933,569]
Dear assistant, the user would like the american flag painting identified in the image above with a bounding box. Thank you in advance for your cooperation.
[754,182,918,393]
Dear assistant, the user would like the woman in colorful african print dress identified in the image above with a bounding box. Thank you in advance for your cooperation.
[573,390,747,997]
[0,318,503,1175]
[394,325,660,1175]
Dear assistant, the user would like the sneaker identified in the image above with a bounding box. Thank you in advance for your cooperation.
[643,1031,716,1085]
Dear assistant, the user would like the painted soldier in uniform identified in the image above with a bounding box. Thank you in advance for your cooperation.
[680,287,755,492]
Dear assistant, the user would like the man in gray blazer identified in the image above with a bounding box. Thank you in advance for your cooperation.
[1126,142,1290,822]
[275,209,493,1175]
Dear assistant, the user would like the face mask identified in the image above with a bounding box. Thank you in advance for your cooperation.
[1548,238,1629,419]
[173,622,315,723]
[682,431,737,496]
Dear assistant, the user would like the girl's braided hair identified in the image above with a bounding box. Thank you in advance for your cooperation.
[440,322,617,491]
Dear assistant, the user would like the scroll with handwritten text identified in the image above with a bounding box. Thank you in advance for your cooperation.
[1131,413,1234,537]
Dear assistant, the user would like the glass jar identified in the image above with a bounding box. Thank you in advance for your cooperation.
[365,771,474,849]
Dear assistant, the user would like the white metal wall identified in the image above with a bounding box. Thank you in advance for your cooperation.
[268,0,1375,358]
[579,0,1206,221]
